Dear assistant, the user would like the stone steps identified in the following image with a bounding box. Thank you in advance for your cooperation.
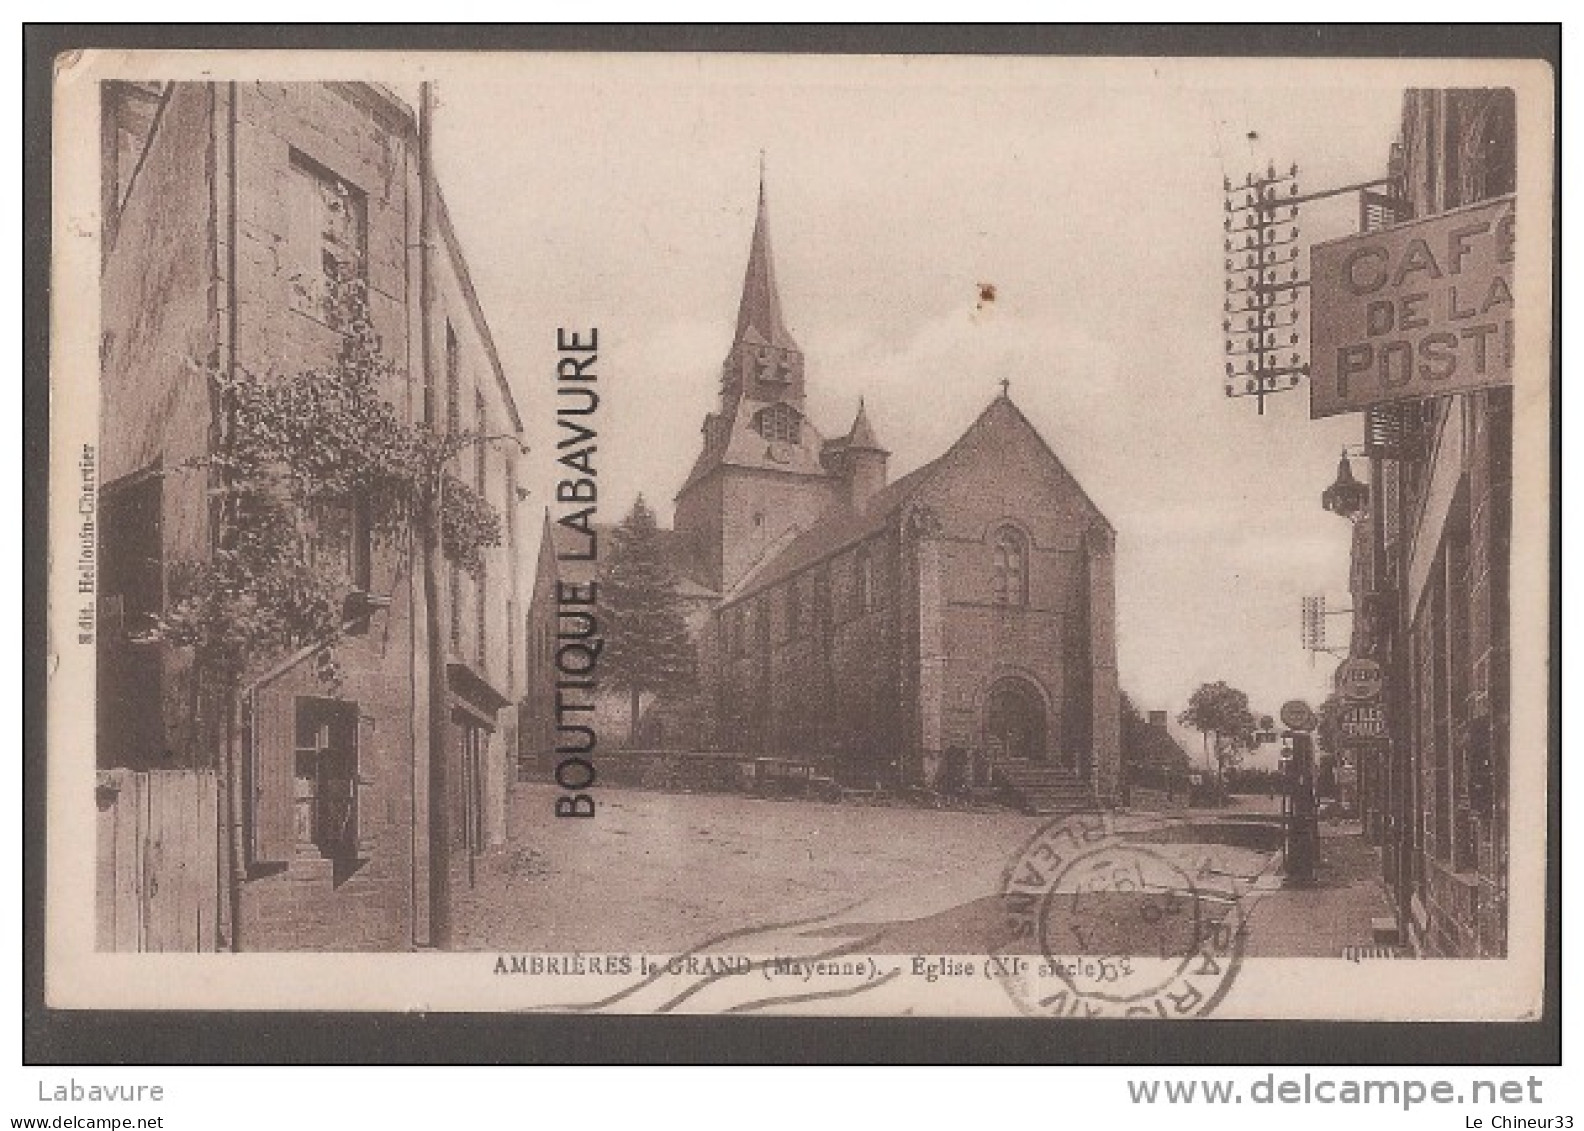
[996,764,1094,815]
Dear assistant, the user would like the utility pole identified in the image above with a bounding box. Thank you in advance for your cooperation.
[418,81,453,950]
[1220,161,1395,415]
[1222,163,1306,414]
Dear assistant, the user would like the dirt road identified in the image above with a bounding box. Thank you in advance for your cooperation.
[453,784,1277,955]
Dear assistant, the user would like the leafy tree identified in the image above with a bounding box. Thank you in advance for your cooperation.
[1177,681,1258,787]
[159,268,502,686]
[600,496,698,745]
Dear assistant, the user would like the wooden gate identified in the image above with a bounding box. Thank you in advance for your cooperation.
[95,769,219,952]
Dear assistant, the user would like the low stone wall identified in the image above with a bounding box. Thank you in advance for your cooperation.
[526,749,837,798]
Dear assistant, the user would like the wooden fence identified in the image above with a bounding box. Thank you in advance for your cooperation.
[95,768,219,952]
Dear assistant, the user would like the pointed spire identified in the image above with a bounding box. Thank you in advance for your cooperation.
[846,397,887,452]
[733,165,800,352]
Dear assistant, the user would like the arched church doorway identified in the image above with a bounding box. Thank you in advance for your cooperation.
[985,676,1048,763]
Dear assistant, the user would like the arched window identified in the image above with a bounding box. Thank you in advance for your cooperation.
[857,546,876,614]
[754,403,802,445]
[993,526,1028,606]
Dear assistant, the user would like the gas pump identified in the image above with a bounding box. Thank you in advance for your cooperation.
[1278,699,1320,887]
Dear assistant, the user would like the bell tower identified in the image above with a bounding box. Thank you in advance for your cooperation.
[674,170,838,594]
[719,172,807,411]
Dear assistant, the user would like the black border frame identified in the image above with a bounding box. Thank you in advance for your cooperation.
[22,22,1562,1066]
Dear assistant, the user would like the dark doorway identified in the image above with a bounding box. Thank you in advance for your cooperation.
[986,677,1047,763]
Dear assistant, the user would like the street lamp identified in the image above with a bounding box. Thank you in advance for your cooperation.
[1321,449,1370,522]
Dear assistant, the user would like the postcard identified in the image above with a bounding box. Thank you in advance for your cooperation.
[46,48,1554,1019]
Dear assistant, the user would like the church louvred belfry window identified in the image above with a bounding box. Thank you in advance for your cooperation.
[754,402,802,445]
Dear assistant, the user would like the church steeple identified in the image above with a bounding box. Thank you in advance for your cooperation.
[720,169,806,409]
[734,168,800,353]
[678,167,833,594]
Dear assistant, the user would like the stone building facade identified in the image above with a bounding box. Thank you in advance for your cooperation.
[524,181,1121,806]
[97,81,524,950]
[1345,88,1517,957]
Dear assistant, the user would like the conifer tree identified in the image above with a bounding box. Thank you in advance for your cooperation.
[600,495,698,745]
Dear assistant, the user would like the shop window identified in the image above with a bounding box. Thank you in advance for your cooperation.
[456,714,489,857]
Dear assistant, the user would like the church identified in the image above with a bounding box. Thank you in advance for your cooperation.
[526,179,1121,809]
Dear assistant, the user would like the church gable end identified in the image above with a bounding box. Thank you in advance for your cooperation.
[914,395,1111,551]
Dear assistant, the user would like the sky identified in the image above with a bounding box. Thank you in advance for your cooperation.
[418,56,1410,751]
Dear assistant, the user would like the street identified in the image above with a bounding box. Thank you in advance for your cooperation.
[454,784,1321,956]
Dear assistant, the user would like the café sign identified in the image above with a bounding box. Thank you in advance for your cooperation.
[1310,195,1514,419]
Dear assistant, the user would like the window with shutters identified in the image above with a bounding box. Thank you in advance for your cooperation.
[286,152,367,324]
[305,493,372,596]
[293,698,362,858]
[444,322,460,433]
[252,693,366,865]
[100,472,163,638]
[449,561,463,654]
